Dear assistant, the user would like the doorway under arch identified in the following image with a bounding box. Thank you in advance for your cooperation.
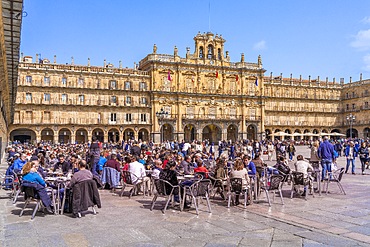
[41,128,54,143]
[247,125,257,141]
[161,124,174,142]
[184,124,196,142]
[202,124,221,143]
[227,124,238,143]
[10,128,36,143]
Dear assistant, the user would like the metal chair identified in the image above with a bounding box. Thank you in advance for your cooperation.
[120,171,144,198]
[227,177,251,208]
[261,175,285,207]
[290,171,314,200]
[208,172,226,200]
[19,186,44,220]
[150,179,181,213]
[182,179,212,215]
[324,167,346,195]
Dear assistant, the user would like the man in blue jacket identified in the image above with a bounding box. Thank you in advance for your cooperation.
[318,136,335,181]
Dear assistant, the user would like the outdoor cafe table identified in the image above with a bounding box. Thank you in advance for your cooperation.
[45,176,71,215]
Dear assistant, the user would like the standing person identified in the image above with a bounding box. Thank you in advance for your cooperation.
[334,141,343,157]
[318,136,335,180]
[267,142,275,161]
[345,141,359,175]
[359,142,369,175]
[287,141,296,162]
[89,136,101,175]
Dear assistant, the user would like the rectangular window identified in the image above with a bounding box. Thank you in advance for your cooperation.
[110,113,117,122]
[44,93,50,101]
[352,103,356,110]
[365,102,369,109]
[26,76,32,83]
[140,113,147,122]
[78,78,84,85]
[352,92,355,98]
[346,104,349,110]
[79,95,84,103]
[126,96,131,105]
[124,81,131,90]
[365,90,369,96]
[126,113,132,122]
[62,77,67,85]
[61,94,67,102]
[44,77,50,85]
[141,97,147,104]
[111,96,117,104]
[25,93,32,101]
[110,80,117,89]
[139,82,147,90]
[44,111,51,121]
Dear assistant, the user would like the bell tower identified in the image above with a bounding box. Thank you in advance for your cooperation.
[193,32,226,62]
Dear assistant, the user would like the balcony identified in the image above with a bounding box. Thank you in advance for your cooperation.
[182,114,243,121]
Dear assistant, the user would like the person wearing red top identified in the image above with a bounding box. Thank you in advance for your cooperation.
[194,160,208,178]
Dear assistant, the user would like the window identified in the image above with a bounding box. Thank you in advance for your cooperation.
[207,44,214,59]
[365,102,369,109]
[346,104,349,110]
[79,95,84,103]
[62,77,67,85]
[110,80,117,89]
[140,113,147,122]
[352,92,355,98]
[43,111,51,121]
[126,113,132,122]
[199,46,204,58]
[139,82,147,90]
[25,93,32,101]
[352,103,356,110]
[365,90,369,96]
[110,113,117,123]
[61,94,67,102]
[44,76,50,85]
[218,48,222,60]
[26,76,32,83]
[346,93,349,99]
[44,93,50,102]
[111,96,117,104]
[78,78,84,85]
[126,96,131,105]
[124,81,131,90]
[141,97,147,104]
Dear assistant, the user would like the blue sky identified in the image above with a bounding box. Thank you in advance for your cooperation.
[20,0,370,82]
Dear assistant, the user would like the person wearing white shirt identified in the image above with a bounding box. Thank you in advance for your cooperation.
[129,156,150,194]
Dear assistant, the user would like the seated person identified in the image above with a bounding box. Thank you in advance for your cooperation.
[252,152,264,168]
[151,160,163,180]
[215,158,227,180]
[53,154,71,174]
[231,158,251,205]
[12,153,28,174]
[294,155,313,178]
[67,160,93,189]
[177,155,193,175]
[274,156,291,176]
[244,155,256,176]
[159,161,180,201]
[21,162,53,214]
[105,153,121,172]
[194,160,209,178]
[129,156,150,194]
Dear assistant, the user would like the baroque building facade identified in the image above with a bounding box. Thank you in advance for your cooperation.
[9,32,370,144]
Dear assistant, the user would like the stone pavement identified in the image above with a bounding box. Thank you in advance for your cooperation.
[1,146,370,247]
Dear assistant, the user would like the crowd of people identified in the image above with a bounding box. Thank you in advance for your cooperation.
[2,136,370,212]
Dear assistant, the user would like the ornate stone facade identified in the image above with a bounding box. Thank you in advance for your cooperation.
[9,32,370,144]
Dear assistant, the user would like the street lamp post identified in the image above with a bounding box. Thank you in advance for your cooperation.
[346,113,356,139]
[156,108,168,142]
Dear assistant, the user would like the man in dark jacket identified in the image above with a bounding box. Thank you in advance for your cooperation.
[318,136,335,180]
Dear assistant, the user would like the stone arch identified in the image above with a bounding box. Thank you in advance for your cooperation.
[10,128,36,144]
[247,124,257,141]
[123,128,135,141]
[161,124,174,142]
[92,128,104,142]
[202,124,221,143]
[75,128,88,144]
[58,128,72,144]
[184,124,196,142]
[138,128,149,142]
[41,128,54,143]
[227,124,238,143]
[108,128,119,143]
[363,127,370,139]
